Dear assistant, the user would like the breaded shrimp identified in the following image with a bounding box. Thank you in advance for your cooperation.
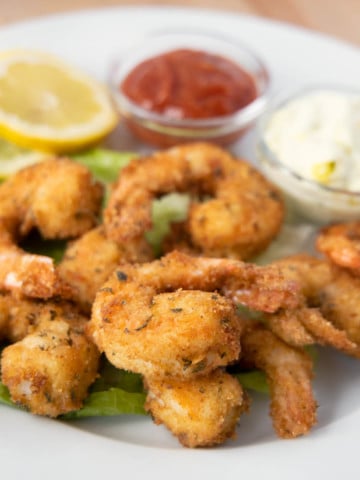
[58,226,153,312]
[89,251,301,378]
[0,158,103,239]
[316,222,360,275]
[104,143,284,259]
[266,307,360,358]
[0,294,10,341]
[145,370,248,448]
[0,294,86,344]
[91,288,243,379]
[266,255,360,358]
[270,254,333,299]
[1,315,99,417]
[0,248,72,299]
[240,323,317,439]
[0,158,103,299]
[265,308,316,348]
[319,269,360,344]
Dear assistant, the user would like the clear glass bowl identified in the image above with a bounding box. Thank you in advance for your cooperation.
[109,30,269,147]
[257,87,360,224]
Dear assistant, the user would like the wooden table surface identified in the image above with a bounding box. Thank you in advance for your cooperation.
[1,0,360,47]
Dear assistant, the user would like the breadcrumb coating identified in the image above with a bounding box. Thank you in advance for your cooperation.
[241,323,317,439]
[104,142,283,259]
[0,158,103,299]
[1,316,99,417]
[145,370,248,447]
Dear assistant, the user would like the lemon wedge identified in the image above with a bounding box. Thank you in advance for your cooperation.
[0,50,118,153]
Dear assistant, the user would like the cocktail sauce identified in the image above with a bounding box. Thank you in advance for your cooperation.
[120,49,258,119]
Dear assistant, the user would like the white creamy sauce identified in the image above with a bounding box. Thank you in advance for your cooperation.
[264,91,360,191]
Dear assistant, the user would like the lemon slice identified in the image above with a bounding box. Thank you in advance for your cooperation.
[0,136,50,179]
[0,50,118,153]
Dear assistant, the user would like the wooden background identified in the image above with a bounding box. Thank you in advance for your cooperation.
[1,0,360,46]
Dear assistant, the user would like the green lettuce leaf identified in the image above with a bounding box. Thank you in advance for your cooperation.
[72,148,136,183]
[63,388,147,418]
[305,345,318,362]
[236,304,265,322]
[90,358,144,393]
[63,359,147,418]
[0,137,50,181]
[146,192,190,256]
[0,382,15,407]
[235,370,269,394]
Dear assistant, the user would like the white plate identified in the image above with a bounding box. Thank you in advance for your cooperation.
[1,7,360,479]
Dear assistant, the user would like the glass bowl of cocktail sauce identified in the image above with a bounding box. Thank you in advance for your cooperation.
[109,31,270,147]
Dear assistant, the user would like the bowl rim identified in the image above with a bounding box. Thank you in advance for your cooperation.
[257,84,360,198]
[108,29,270,131]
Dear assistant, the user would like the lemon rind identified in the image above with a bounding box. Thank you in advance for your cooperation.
[0,49,118,153]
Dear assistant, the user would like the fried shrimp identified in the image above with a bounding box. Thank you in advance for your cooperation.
[104,142,284,259]
[0,294,9,341]
[240,323,317,439]
[269,254,333,299]
[89,251,301,379]
[0,158,103,298]
[145,370,248,448]
[58,226,153,312]
[1,305,99,417]
[316,222,360,275]
[0,250,73,299]
[92,288,242,379]
[0,294,85,344]
[89,249,303,446]
[266,254,360,358]
[265,308,316,348]
[266,307,360,358]
[0,158,103,239]
[319,269,360,345]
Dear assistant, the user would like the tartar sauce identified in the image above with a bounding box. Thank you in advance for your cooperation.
[264,90,360,191]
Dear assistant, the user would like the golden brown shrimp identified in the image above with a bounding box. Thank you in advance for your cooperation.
[88,251,302,379]
[1,310,99,417]
[269,254,333,299]
[0,249,73,299]
[316,222,360,275]
[266,255,360,358]
[0,294,86,344]
[240,323,317,439]
[58,226,153,312]
[0,158,103,299]
[266,307,360,358]
[319,269,360,344]
[0,294,10,341]
[0,158,103,239]
[91,287,243,379]
[144,370,248,448]
[104,143,284,260]
[265,308,316,348]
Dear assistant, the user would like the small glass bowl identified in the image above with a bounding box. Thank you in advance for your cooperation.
[109,30,269,148]
[257,87,360,224]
